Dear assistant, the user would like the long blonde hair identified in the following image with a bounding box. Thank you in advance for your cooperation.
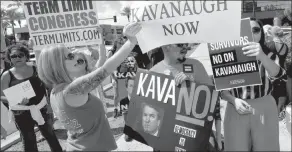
[37,45,72,87]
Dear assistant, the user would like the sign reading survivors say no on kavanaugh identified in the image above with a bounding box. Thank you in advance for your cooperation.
[22,0,101,50]
[207,18,262,91]
[124,70,219,151]
[130,1,242,53]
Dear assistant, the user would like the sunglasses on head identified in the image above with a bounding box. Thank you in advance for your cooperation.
[10,53,25,59]
[252,27,261,34]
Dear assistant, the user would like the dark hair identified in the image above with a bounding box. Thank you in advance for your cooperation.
[6,44,30,61]
[250,17,270,54]
[141,102,162,120]
[250,18,265,47]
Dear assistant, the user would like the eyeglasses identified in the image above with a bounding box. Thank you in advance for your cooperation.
[76,59,85,65]
[66,53,75,60]
[10,53,25,59]
[175,44,192,53]
[252,27,261,34]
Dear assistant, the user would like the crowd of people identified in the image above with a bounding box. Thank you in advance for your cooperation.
[0,7,291,152]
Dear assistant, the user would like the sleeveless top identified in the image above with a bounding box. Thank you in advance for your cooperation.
[50,84,117,151]
[8,66,46,114]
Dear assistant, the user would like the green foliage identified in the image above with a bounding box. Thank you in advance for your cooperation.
[121,6,131,22]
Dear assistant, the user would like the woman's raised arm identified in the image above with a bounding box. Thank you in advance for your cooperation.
[63,23,142,95]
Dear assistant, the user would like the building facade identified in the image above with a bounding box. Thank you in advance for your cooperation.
[242,0,291,25]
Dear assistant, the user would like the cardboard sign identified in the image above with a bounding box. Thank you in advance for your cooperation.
[207,18,262,91]
[130,1,242,53]
[3,80,36,106]
[113,52,139,79]
[124,69,219,151]
[22,0,101,50]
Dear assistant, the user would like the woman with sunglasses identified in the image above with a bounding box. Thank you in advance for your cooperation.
[70,46,108,113]
[37,23,141,151]
[0,44,62,152]
[221,18,285,151]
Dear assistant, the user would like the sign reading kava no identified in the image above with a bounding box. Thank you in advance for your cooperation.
[125,69,219,151]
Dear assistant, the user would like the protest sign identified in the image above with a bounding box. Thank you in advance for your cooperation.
[3,80,36,106]
[124,69,219,151]
[113,46,148,101]
[113,51,138,79]
[207,18,262,91]
[22,0,101,50]
[129,1,241,53]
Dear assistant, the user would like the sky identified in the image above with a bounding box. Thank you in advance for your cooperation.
[1,1,149,34]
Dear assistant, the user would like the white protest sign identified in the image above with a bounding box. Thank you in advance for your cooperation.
[22,0,101,50]
[130,1,242,53]
[3,80,36,106]
[189,43,213,75]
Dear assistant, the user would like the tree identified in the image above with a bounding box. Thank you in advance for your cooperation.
[1,8,10,29]
[7,0,24,28]
[1,0,25,36]
[121,6,131,22]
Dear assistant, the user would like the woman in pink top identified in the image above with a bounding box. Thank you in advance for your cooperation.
[37,23,142,151]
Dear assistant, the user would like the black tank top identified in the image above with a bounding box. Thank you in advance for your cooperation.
[8,66,46,106]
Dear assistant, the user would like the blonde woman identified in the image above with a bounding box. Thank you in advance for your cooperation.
[71,45,108,113]
[37,23,141,151]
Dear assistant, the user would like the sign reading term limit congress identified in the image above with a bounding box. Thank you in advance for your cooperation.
[22,0,101,50]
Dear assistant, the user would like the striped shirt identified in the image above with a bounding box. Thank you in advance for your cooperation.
[229,51,286,100]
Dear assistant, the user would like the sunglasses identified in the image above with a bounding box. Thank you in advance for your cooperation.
[252,27,261,34]
[175,44,192,53]
[76,58,85,65]
[65,53,85,65]
[10,53,25,59]
[66,52,75,60]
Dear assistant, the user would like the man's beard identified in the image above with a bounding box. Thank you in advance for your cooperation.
[177,57,186,63]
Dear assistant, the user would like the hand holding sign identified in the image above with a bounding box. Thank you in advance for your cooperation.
[242,42,264,60]
[18,98,29,105]
[3,80,35,106]
[174,72,191,86]
[123,22,142,43]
